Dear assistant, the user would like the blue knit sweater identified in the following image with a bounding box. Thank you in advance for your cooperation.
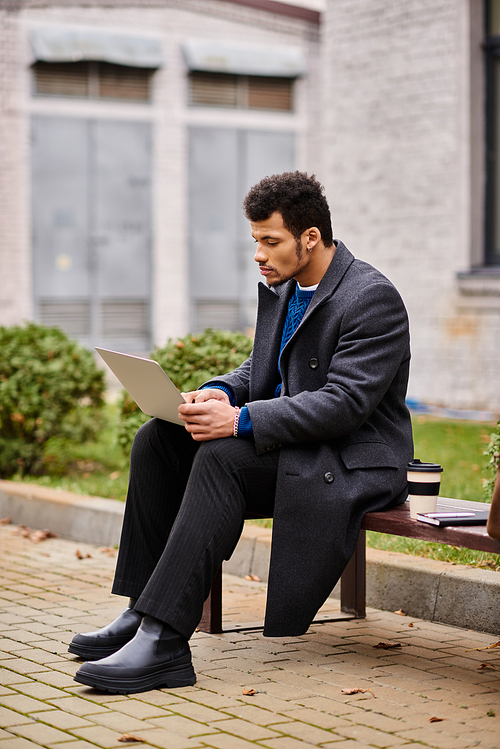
[202,284,315,437]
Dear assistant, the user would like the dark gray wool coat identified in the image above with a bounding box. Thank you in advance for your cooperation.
[214,241,413,637]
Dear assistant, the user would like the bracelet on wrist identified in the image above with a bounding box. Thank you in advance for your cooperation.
[233,406,241,437]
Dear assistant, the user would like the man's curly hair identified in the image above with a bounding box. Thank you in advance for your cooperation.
[243,171,333,247]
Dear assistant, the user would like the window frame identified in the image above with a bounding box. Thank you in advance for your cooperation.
[484,0,500,264]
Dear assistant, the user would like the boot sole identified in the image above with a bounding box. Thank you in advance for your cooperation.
[74,663,196,694]
[68,637,135,661]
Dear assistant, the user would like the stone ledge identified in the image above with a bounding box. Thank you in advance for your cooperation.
[0,479,124,548]
[1,479,498,634]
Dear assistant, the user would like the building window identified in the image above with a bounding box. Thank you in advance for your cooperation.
[188,72,294,111]
[32,61,153,101]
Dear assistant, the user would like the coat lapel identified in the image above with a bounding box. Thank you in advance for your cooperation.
[278,241,355,371]
[251,242,355,398]
[249,280,294,400]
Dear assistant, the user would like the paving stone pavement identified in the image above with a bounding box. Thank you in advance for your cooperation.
[1,524,500,749]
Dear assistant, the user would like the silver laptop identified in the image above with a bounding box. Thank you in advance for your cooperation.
[96,347,185,426]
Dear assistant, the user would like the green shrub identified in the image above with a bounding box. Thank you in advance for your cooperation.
[117,391,151,454]
[0,322,105,477]
[118,328,253,454]
[484,420,500,501]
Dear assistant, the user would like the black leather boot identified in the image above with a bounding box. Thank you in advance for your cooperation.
[68,599,141,661]
[73,615,196,694]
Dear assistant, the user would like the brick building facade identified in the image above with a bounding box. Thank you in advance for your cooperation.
[0,0,321,350]
[321,0,498,411]
[1,0,500,412]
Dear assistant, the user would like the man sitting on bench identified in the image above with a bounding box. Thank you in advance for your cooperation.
[70,171,414,695]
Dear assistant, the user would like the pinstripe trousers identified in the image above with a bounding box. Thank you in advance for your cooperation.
[111,418,278,639]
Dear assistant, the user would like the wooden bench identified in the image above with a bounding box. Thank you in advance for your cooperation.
[198,496,500,634]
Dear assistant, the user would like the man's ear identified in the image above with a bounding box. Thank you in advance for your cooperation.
[304,227,322,251]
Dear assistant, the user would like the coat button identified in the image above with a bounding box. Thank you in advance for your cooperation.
[309,358,319,369]
[324,472,334,484]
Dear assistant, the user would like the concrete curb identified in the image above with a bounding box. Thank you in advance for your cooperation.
[1,479,499,634]
[0,479,124,548]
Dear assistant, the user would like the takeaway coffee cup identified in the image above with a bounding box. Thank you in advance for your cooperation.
[407,459,443,520]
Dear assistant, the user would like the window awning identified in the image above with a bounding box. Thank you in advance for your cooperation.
[29,26,164,68]
[181,39,306,78]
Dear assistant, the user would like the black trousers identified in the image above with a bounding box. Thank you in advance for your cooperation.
[111,418,278,639]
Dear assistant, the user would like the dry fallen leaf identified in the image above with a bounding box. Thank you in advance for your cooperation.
[75,549,92,559]
[99,547,117,556]
[109,471,120,480]
[30,530,46,543]
[117,735,144,743]
[373,642,402,650]
[13,524,57,543]
[408,622,414,627]
[478,663,500,672]
[341,687,376,698]
[242,687,256,695]
[429,717,445,723]
[465,641,500,652]
[30,529,57,543]
[394,609,408,616]
[244,574,261,582]
[0,517,11,525]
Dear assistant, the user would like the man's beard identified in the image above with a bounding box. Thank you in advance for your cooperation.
[266,274,287,288]
[266,238,305,287]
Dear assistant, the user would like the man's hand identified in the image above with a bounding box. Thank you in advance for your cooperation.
[181,389,230,405]
[178,399,236,441]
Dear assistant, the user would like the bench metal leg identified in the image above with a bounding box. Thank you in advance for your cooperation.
[198,533,366,635]
[340,530,366,618]
[198,566,223,634]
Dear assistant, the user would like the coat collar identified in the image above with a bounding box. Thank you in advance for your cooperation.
[257,240,355,315]
[305,240,354,314]
[251,241,356,398]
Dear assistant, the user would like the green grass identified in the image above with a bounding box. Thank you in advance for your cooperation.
[411,415,491,503]
[368,415,500,570]
[5,411,500,570]
[10,405,130,502]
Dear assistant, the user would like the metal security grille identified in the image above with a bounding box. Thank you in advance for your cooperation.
[38,300,90,336]
[189,72,293,111]
[188,126,295,333]
[99,63,151,101]
[32,61,152,101]
[101,300,149,337]
[32,116,152,351]
[189,72,239,107]
[33,61,90,97]
[192,302,240,333]
[248,76,293,111]
[38,300,149,340]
